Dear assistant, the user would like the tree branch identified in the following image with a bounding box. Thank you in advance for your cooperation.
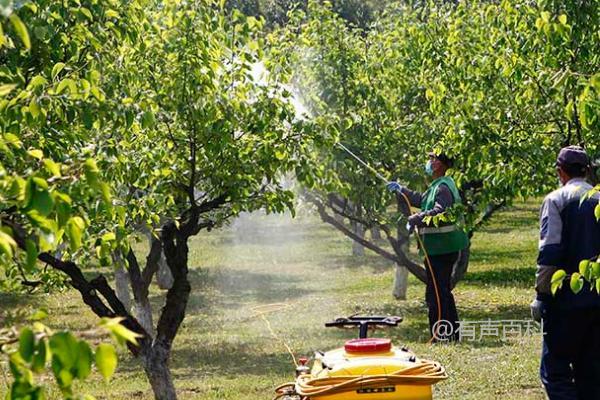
[4,219,149,354]
[469,200,506,236]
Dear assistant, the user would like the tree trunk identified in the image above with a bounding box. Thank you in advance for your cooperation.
[392,201,411,299]
[371,226,382,240]
[351,220,365,256]
[142,343,177,400]
[451,246,470,289]
[392,233,409,299]
[135,297,154,336]
[155,252,174,290]
[392,263,409,300]
[113,252,132,312]
[143,229,173,290]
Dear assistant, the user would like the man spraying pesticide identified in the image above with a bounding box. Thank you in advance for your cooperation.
[271,146,460,400]
[336,143,469,342]
[386,151,469,342]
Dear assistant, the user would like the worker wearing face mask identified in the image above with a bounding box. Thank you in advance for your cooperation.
[386,151,469,342]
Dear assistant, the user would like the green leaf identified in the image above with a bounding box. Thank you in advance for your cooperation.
[66,217,85,251]
[5,133,22,148]
[56,78,76,95]
[27,149,44,159]
[541,11,551,23]
[29,309,48,321]
[75,341,93,379]
[83,158,100,188]
[550,269,567,295]
[25,239,38,272]
[95,344,117,382]
[0,230,17,258]
[100,182,112,206]
[101,232,116,242]
[558,14,567,25]
[51,63,66,80]
[29,98,41,118]
[28,75,48,89]
[105,10,119,19]
[9,14,31,49]
[19,328,35,363]
[570,272,583,294]
[79,7,93,21]
[100,318,142,346]
[27,178,54,216]
[49,332,78,370]
[0,84,18,97]
[57,369,73,388]
[591,262,600,279]
[579,259,591,280]
[43,159,61,177]
[90,87,104,101]
[31,339,49,373]
[275,150,286,160]
[141,111,155,129]
[596,279,600,294]
[595,203,600,221]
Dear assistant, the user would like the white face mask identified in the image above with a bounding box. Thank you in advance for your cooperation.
[425,160,434,176]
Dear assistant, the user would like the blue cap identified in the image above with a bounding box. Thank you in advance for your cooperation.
[556,145,589,167]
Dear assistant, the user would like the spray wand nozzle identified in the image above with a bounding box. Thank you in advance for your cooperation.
[335,142,389,184]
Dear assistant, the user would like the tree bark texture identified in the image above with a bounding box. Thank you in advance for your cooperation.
[113,252,132,312]
[371,226,382,240]
[142,342,177,400]
[351,220,365,256]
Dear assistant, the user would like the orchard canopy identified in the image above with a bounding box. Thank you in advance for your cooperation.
[271,0,599,285]
[0,0,599,399]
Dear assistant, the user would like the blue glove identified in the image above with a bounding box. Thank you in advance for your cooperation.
[386,181,403,193]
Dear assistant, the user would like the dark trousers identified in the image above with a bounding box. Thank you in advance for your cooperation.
[540,305,600,399]
[425,251,460,341]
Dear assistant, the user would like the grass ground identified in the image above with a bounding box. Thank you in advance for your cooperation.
[0,201,546,399]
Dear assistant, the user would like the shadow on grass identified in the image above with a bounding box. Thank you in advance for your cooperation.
[461,266,535,288]
[183,267,316,315]
[480,205,539,234]
[0,292,44,326]
[363,301,531,348]
[168,342,295,378]
[326,253,393,273]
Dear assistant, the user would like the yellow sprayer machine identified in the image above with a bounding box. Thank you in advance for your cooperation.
[274,316,447,400]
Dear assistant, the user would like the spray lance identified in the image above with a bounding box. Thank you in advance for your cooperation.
[334,141,443,343]
[335,142,412,231]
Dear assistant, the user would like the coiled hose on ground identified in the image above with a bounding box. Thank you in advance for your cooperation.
[273,358,447,399]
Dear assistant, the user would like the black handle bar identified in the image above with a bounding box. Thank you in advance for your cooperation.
[325,316,403,339]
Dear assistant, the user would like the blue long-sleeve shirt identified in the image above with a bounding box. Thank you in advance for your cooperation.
[536,178,600,309]
[399,184,454,227]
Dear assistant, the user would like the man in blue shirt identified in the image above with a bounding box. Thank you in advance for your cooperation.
[532,145,600,399]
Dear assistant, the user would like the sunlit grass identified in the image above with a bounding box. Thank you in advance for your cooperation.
[0,200,546,399]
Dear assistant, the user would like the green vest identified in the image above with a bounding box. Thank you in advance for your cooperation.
[420,176,469,256]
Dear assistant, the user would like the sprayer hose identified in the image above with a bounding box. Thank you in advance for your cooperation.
[397,191,443,345]
[273,359,447,399]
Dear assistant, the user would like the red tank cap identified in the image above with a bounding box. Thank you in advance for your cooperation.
[344,338,392,353]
